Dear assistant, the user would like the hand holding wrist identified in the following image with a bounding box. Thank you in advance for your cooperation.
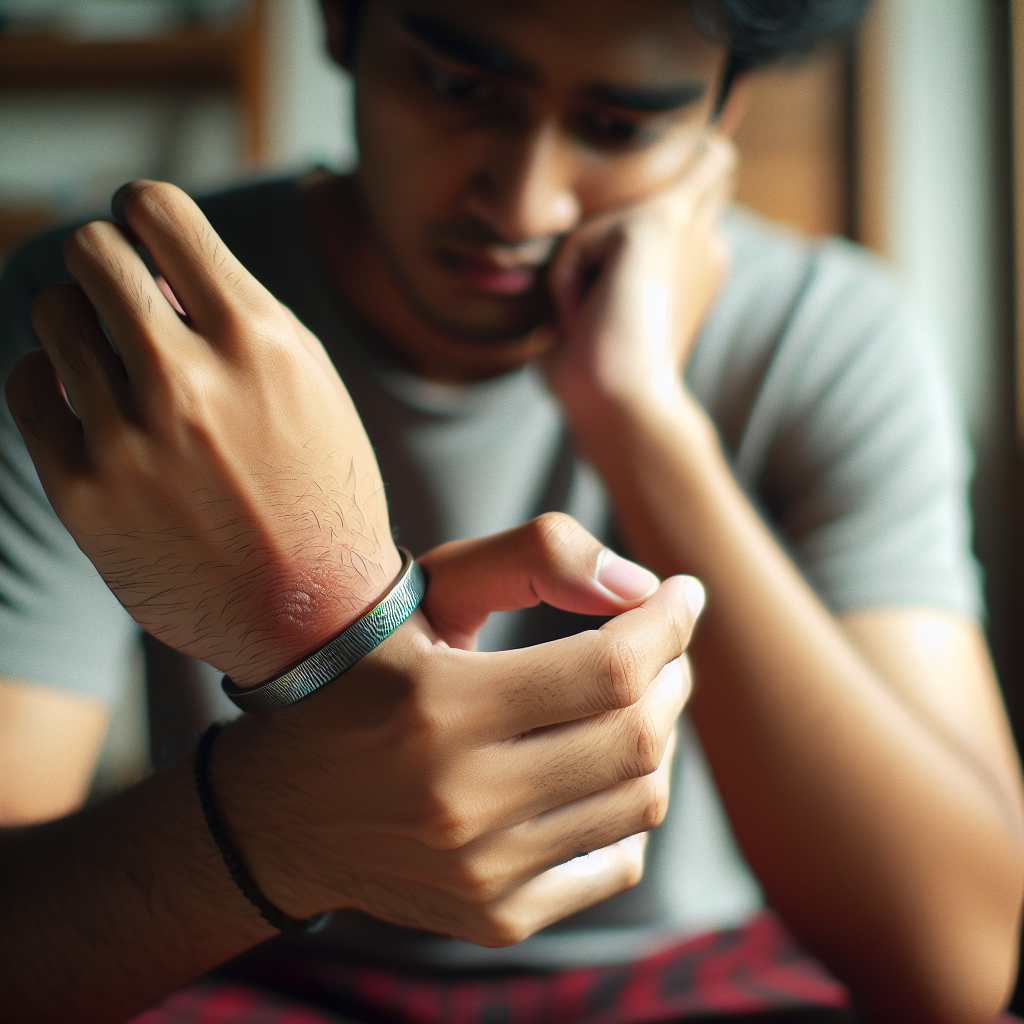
[206,516,704,936]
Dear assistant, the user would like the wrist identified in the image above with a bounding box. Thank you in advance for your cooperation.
[560,382,718,468]
[207,615,430,922]
[208,714,335,919]
[223,543,404,690]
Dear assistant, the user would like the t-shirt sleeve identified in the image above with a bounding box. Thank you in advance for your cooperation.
[693,214,983,618]
[0,231,139,703]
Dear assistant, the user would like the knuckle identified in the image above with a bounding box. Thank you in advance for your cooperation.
[152,359,209,421]
[63,220,109,268]
[470,909,533,948]
[603,637,641,710]
[446,857,507,905]
[622,848,646,890]
[214,304,289,354]
[240,309,294,354]
[525,511,580,566]
[418,794,480,853]
[632,711,662,778]
[637,776,670,831]
[124,180,183,221]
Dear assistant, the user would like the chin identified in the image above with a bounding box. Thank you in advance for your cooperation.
[410,282,554,346]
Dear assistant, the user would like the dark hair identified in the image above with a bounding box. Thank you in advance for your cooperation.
[702,0,871,67]
[336,0,871,84]
[696,0,872,105]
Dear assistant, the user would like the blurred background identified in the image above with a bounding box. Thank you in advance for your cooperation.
[2,0,1023,1004]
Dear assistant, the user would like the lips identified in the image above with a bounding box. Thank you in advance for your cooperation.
[434,247,543,297]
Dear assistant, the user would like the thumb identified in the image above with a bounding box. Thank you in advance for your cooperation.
[417,513,662,650]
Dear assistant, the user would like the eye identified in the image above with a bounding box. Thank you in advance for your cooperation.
[417,55,499,105]
[571,110,662,150]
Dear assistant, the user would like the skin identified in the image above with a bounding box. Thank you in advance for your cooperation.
[0,678,108,824]
[0,180,702,1023]
[319,2,1024,1020]
[1,1,1022,1021]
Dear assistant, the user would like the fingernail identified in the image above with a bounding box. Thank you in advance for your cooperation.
[684,576,706,619]
[596,549,659,601]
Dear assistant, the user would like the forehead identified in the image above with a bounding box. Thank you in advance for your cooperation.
[374,0,725,84]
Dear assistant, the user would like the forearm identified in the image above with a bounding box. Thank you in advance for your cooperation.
[567,394,1024,1021]
[0,752,273,1024]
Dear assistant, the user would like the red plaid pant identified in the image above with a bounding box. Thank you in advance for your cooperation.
[129,911,1017,1024]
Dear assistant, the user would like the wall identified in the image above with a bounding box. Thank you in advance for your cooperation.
[0,0,354,237]
[857,0,1016,681]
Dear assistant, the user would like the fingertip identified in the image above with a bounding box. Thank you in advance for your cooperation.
[683,576,706,619]
[653,574,705,624]
[111,179,156,226]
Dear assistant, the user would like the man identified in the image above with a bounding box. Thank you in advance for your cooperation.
[2,2,1023,1022]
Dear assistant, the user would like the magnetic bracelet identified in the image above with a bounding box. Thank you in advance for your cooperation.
[194,721,334,934]
[222,547,426,714]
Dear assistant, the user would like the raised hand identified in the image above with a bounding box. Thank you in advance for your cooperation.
[5,181,400,687]
[544,135,735,423]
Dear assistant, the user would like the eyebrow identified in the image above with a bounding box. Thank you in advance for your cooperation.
[399,12,538,81]
[586,81,707,112]
[399,11,708,114]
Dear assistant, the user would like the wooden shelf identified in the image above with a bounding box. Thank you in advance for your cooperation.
[0,30,244,90]
[0,2,266,162]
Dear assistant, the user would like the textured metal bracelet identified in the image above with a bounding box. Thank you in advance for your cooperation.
[194,721,334,935]
[222,547,425,714]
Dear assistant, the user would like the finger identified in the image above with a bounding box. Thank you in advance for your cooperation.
[547,219,624,320]
[358,833,650,948]
[376,729,677,903]
[678,133,736,198]
[62,218,188,383]
[30,284,131,431]
[461,833,648,946]
[516,724,676,873]
[691,158,735,229]
[111,180,273,335]
[419,512,659,650]
[465,574,704,736]
[5,348,86,487]
[477,655,688,825]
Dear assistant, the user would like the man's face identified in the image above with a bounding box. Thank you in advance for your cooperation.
[350,0,727,343]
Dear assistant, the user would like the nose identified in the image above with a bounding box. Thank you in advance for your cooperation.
[462,119,582,245]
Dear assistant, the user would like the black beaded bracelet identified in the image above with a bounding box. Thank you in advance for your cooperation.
[194,721,334,935]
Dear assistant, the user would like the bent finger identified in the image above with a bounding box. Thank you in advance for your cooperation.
[30,284,131,431]
[546,219,624,322]
[404,730,677,904]
[477,656,688,824]
[62,218,188,384]
[111,180,273,336]
[468,574,703,735]
[419,513,659,650]
[458,833,648,946]
[5,348,86,488]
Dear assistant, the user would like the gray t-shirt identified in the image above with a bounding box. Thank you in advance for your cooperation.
[0,177,981,969]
